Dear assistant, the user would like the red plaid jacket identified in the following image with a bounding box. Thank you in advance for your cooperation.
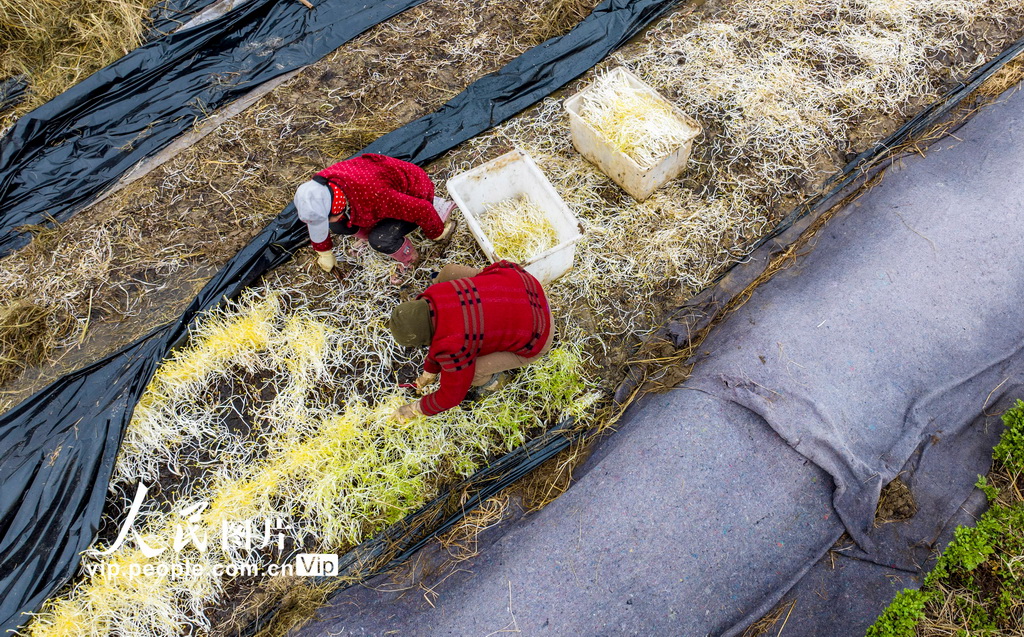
[310,154,442,251]
[418,261,551,415]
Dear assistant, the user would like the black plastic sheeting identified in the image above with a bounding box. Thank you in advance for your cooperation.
[0,76,28,113]
[0,0,434,259]
[0,0,683,631]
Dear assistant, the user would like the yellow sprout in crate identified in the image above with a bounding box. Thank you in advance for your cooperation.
[577,70,699,170]
[478,195,560,263]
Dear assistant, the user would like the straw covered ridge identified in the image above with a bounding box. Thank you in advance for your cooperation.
[577,70,700,169]
[17,0,1024,633]
[0,299,59,385]
[478,195,560,262]
[0,0,158,129]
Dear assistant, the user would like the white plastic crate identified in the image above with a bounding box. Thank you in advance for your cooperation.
[446,149,583,285]
[564,66,701,202]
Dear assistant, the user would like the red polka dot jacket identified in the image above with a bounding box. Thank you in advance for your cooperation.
[310,154,442,251]
[417,261,552,416]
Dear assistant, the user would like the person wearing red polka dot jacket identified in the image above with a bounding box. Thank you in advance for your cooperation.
[293,154,456,278]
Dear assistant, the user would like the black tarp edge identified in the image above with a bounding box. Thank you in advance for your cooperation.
[0,76,29,113]
[147,0,224,39]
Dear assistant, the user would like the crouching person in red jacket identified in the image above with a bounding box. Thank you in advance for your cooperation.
[389,261,555,421]
[294,154,456,279]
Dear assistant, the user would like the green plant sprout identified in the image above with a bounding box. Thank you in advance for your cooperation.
[868,400,1024,635]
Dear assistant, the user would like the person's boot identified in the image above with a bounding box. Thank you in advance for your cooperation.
[433,197,457,242]
[388,237,419,284]
[474,372,508,398]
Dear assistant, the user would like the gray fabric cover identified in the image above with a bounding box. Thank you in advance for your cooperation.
[294,88,1024,636]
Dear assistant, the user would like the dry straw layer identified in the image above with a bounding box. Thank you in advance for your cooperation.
[16,0,1024,633]
[0,0,158,129]
[0,300,58,385]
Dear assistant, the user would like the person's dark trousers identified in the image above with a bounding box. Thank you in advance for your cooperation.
[330,218,418,254]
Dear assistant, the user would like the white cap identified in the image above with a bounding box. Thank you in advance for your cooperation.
[294,180,331,244]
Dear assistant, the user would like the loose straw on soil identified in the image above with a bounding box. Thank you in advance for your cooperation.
[478,195,560,262]
[0,300,58,385]
[15,0,1024,633]
[524,0,598,45]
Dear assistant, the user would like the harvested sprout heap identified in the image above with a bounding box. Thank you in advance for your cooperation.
[577,71,698,170]
[478,195,559,263]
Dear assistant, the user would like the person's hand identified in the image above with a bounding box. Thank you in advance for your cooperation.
[315,249,337,272]
[393,401,423,423]
[415,372,438,394]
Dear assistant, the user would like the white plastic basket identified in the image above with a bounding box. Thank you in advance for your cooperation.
[564,66,701,202]
[446,149,583,285]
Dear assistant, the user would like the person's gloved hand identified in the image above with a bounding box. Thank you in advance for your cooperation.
[393,401,423,423]
[415,372,438,394]
[315,249,337,272]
